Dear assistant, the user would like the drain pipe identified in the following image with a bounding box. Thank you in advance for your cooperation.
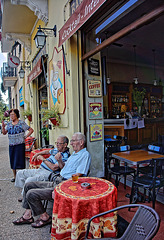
[77,31,81,132]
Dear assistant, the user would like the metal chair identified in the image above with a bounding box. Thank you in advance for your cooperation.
[138,144,163,175]
[130,158,164,209]
[84,204,160,240]
[107,145,135,189]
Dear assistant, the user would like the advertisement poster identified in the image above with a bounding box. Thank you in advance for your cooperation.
[88,80,102,97]
[89,102,102,119]
[49,47,66,114]
[90,124,103,142]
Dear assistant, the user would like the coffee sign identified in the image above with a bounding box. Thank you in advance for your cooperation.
[88,80,102,97]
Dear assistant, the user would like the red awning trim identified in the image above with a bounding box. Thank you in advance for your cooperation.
[58,0,107,47]
[27,57,42,84]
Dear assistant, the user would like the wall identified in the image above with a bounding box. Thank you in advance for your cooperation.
[84,53,104,177]
[45,0,85,153]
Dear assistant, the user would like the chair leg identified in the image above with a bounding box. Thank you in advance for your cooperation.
[152,187,156,209]
[129,182,134,205]
[115,175,119,188]
[124,175,127,189]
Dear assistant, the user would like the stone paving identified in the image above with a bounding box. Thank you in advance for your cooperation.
[0,134,52,240]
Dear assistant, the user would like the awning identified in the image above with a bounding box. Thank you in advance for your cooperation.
[27,57,42,84]
[58,0,107,47]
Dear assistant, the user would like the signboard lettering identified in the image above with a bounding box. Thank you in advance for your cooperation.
[59,0,107,47]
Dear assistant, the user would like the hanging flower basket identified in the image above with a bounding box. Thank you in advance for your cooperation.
[49,118,59,126]
[27,115,32,122]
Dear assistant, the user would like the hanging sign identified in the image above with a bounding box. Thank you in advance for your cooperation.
[88,58,100,76]
[27,58,42,84]
[89,123,103,142]
[58,0,107,47]
[88,80,102,97]
[49,47,66,114]
[89,102,102,119]
[8,55,20,68]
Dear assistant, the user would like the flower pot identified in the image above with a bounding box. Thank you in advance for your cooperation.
[27,115,32,122]
[49,118,59,126]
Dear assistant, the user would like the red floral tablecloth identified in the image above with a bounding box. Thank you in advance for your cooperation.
[29,149,51,169]
[51,177,117,240]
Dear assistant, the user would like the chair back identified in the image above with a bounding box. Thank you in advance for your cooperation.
[120,145,130,152]
[84,204,160,240]
[25,137,37,158]
[122,204,160,240]
[148,145,161,153]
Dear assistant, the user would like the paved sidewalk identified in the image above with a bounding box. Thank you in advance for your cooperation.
[0,135,51,240]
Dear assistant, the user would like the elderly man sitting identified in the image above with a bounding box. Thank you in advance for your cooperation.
[13,132,91,228]
[15,135,70,195]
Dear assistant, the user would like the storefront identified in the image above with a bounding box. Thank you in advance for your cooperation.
[27,47,48,147]
[66,0,164,176]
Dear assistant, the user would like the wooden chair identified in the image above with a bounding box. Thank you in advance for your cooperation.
[85,204,160,240]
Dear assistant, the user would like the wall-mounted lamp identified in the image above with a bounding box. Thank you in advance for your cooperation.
[133,45,138,84]
[34,25,57,49]
[18,61,31,79]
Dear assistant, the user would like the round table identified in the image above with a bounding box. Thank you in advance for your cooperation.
[51,177,117,240]
[29,148,51,169]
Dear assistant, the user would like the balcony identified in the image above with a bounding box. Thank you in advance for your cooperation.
[1,62,18,89]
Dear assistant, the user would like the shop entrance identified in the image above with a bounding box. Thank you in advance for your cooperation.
[38,74,49,147]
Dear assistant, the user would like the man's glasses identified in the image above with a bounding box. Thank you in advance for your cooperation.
[55,142,64,145]
[70,139,80,143]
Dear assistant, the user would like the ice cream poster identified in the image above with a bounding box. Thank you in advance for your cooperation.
[89,102,102,119]
[49,47,66,113]
[90,124,103,142]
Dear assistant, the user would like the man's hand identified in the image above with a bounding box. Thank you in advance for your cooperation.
[52,191,55,199]
[55,152,62,161]
[31,153,39,162]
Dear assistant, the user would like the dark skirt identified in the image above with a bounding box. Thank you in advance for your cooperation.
[9,143,25,169]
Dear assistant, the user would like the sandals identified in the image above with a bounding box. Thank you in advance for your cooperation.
[13,216,34,225]
[31,216,52,228]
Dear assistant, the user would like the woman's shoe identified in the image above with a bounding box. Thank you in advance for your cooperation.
[11,178,15,182]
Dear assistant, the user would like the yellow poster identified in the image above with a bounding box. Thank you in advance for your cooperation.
[90,124,103,142]
[49,47,66,113]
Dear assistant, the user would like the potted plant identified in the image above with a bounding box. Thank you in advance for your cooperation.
[40,106,61,126]
[133,88,146,115]
[23,108,32,122]
[40,127,49,145]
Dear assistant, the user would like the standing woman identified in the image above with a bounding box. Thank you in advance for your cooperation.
[2,109,34,182]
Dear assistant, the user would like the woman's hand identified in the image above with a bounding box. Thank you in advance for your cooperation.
[1,121,7,135]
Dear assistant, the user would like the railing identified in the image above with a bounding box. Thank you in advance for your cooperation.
[1,62,17,78]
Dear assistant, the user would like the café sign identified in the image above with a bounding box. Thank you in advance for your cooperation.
[59,0,107,47]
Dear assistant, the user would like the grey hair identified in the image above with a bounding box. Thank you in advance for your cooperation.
[58,135,69,144]
[74,132,86,144]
